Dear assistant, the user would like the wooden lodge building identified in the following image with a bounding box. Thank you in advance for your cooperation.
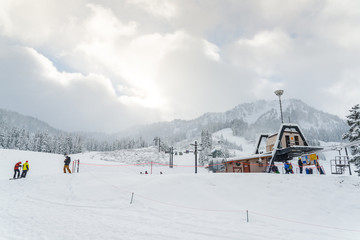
[225,123,323,173]
[225,154,272,173]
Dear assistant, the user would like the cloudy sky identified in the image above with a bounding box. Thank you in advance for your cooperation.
[0,0,359,133]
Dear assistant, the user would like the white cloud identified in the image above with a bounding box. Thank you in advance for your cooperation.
[0,44,159,132]
[203,40,221,62]
[325,70,360,117]
[75,29,188,109]
[85,3,137,38]
[0,0,12,36]
[231,29,292,77]
[0,0,84,45]
[0,0,359,132]
[126,0,177,19]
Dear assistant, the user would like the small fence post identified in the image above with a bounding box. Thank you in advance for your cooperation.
[130,192,134,204]
[72,160,80,173]
[247,210,249,222]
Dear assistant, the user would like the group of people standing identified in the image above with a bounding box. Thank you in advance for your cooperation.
[284,161,294,174]
[13,161,29,179]
[284,158,316,174]
[283,158,305,174]
[12,155,72,179]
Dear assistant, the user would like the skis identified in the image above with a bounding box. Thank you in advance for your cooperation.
[9,178,22,180]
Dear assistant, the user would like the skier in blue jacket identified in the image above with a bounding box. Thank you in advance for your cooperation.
[284,162,289,174]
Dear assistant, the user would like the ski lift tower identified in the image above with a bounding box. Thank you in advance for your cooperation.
[190,141,202,174]
[331,156,352,175]
[274,89,284,124]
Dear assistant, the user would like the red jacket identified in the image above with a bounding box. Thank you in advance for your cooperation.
[14,162,21,170]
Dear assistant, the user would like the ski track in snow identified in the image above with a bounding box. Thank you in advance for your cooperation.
[0,147,360,240]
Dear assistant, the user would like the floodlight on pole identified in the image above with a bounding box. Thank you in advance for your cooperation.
[274,90,284,124]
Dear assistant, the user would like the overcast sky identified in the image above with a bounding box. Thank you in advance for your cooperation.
[0,0,359,133]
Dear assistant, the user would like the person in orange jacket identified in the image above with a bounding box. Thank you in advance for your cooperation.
[21,161,29,178]
[13,161,22,179]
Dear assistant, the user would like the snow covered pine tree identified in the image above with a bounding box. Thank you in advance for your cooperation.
[342,104,360,176]
[200,130,212,165]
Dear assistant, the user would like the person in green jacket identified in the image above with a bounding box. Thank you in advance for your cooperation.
[21,161,29,178]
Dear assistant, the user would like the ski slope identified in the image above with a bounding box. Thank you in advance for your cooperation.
[0,148,360,240]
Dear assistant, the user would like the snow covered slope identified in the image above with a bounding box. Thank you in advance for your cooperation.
[1,148,359,240]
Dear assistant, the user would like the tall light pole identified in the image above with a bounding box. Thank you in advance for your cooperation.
[274,90,284,124]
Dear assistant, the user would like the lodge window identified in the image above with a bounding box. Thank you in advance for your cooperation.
[285,135,290,147]
[294,136,300,145]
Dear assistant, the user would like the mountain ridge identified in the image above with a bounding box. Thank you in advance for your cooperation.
[0,108,62,135]
[0,99,348,145]
[116,99,347,144]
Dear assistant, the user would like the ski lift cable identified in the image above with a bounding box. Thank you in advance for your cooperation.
[318,140,360,153]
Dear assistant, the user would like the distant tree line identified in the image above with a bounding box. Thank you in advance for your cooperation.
[0,122,148,154]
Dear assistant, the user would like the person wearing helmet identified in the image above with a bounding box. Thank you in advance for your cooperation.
[21,161,29,178]
[298,157,304,174]
[13,161,22,179]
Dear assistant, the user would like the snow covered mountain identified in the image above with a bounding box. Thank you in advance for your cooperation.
[0,108,62,135]
[121,99,347,144]
[0,99,348,150]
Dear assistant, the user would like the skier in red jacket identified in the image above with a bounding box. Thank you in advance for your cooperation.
[13,161,22,179]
